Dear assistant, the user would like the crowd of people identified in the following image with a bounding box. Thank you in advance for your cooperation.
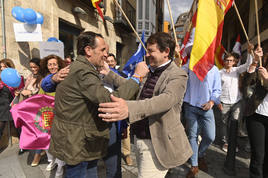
[0,31,267,178]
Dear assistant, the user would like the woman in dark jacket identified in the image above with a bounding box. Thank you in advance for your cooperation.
[243,47,268,178]
[0,59,24,141]
[0,83,13,139]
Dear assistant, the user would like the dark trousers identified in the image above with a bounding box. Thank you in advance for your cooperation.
[246,113,268,178]
[103,122,122,178]
[65,160,98,178]
[0,121,6,138]
[65,122,121,178]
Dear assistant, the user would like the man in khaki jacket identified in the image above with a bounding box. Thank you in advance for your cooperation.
[49,31,148,178]
[99,32,193,178]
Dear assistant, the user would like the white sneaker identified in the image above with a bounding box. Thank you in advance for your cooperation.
[222,143,228,152]
[222,144,239,153]
[46,160,57,171]
[55,166,64,177]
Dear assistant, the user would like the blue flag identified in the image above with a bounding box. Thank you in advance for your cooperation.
[122,32,146,77]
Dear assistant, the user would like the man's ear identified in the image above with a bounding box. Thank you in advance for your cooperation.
[164,47,170,58]
[84,46,92,57]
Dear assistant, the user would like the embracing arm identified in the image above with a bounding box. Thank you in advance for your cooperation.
[102,61,149,88]
[103,70,127,88]
[78,69,140,104]
[127,70,188,123]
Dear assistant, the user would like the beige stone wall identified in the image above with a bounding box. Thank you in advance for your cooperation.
[0,0,136,76]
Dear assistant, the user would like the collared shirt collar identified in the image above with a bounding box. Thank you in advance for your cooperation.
[150,60,171,73]
[223,67,234,73]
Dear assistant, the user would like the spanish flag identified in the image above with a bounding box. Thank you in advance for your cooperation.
[189,0,233,80]
[91,0,104,21]
[215,44,226,70]
[180,9,197,65]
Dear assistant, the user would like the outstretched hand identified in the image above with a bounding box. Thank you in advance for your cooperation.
[98,61,110,75]
[52,65,70,83]
[98,95,129,122]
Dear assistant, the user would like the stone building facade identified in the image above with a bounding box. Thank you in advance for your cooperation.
[173,12,188,45]
[222,0,268,55]
[0,0,163,76]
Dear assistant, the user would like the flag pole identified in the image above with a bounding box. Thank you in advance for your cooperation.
[166,0,178,45]
[166,0,182,66]
[233,2,249,42]
[233,1,256,63]
[113,0,148,54]
[254,0,262,67]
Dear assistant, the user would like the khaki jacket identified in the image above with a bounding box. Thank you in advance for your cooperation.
[49,55,139,165]
[106,62,193,168]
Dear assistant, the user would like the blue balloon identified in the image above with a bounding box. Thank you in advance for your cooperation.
[1,68,21,88]
[24,8,37,24]
[11,6,25,22]
[35,12,44,24]
[47,37,59,42]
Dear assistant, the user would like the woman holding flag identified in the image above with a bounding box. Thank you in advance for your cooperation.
[30,55,66,177]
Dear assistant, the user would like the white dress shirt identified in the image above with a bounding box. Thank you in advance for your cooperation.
[220,54,252,104]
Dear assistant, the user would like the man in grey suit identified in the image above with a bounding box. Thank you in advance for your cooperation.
[98,32,192,178]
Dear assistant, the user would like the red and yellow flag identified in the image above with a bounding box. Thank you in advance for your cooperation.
[180,5,197,65]
[91,0,104,21]
[215,44,226,70]
[189,0,233,80]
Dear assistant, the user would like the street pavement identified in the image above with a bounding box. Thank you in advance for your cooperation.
[0,138,250,178]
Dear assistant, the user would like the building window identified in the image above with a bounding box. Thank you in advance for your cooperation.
[176,26,184,32]
[151,23,155,33]
[177,34,184,39]
[139,0,143,19]
[126,1,136,27]
[145,0,149,20]
[59,19,83,58]
[145,22,149,30]
[138,22,143,29]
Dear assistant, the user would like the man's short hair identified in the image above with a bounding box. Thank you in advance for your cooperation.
[232,52,240,60]
[147,32,175,59]
[108,53,116,59]
[224,52,238,61]
[77,31,103,55]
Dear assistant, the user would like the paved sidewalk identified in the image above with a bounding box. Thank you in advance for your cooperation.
[0,140,250,178]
